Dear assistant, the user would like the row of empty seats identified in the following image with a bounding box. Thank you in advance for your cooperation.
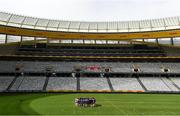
[18,44,166,57]
[47,77,77,91]
[0,76,14,92]
[139,77,171,91]
[170,78,180,89]
[110,78,144,91]
[0,61,180,73]
[10,76,46,91]
[0,76,180,92]
[80,78,109,91]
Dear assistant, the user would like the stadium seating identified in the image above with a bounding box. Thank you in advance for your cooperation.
[10,76,46,91]
[139,77,171,91]
[169,77,180,88]
[110,78,144,91]
[0,61,180,74]
[10,76,25,91]
[80,77,110,91]
[0,76,179,92]
[17,44,166,57]
[112,63,132,73]
[161,77,179,91]
[17,76,46,91]
[1,12,180,95]
[47,77,77,91]
[0,76,14,92]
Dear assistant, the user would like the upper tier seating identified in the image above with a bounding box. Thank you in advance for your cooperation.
[17,44,166,57]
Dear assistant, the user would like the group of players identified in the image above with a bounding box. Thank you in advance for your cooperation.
[75,98,96,107]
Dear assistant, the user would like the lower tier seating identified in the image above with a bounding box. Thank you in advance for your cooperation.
[139,77,171,91]
[10,76,46,91]
[160,77,179,91]
[0,76,14,92]
[80,78,110,91]
[46,77,77,91]
[0,76,179,92]
[110,78,144,91]
[170,77,180,89]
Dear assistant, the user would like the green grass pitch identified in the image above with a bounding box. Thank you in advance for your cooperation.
[0,93,180,115]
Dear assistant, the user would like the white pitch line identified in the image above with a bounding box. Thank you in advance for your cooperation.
[104,99,127,115]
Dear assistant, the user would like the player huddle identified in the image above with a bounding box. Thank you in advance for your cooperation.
[75,98,96,107]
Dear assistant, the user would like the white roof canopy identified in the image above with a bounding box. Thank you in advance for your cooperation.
[0,12,180,33]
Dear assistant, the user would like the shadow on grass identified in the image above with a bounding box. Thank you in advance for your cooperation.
[94,104,102,107]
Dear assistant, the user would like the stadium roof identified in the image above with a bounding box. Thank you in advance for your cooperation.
[0,12,180,33]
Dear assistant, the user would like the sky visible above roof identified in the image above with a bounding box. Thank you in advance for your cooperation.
[0,0,179,22]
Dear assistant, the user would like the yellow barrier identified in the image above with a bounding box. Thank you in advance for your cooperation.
[0,25,180,40]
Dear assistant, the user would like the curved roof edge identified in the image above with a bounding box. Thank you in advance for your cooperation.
[0,11,180,33]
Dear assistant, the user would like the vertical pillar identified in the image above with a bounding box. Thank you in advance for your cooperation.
[34,37,37,48]
[156,38,159,45]
[20,36,23,43]
[170,37,174,46]
[5,34,7,44]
